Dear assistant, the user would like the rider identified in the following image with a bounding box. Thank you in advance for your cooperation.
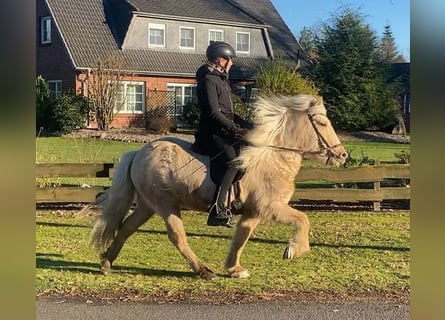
[194,41,251,228]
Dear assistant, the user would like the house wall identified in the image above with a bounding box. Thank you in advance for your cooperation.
[79,74,198,129]
[123,16,268,58]
[36,0,77,92]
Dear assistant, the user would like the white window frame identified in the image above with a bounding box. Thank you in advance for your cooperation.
[148,23,166,48]
[209,29,224,44]
[114,81,145,114]
[236,32,250,54]
[179,27,195,50]
[41,16,51,44]
[167,83,196,116]
[47,80,62,98]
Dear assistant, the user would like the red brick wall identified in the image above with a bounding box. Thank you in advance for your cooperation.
[36,0,77,91]
[84,75,198,129]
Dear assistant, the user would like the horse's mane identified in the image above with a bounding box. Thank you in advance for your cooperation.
[237,94,325,169]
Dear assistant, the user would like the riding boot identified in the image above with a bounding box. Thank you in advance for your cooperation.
[207,166,238,228]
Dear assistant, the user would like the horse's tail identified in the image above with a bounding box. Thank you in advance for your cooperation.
[90,150,138,253]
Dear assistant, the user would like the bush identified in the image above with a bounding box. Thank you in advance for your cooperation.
[232,94,254,121]
[36,76,89,134]
[255,58,319,97]
[145,105,176,133]
[181,97,200,128]
[52,91,89,133]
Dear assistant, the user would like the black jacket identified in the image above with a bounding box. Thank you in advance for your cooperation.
[195,64,247,141]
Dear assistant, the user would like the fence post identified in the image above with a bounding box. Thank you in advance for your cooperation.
[373,159,381,211]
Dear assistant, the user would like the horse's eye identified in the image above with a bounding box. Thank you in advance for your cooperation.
[315,118,327,127]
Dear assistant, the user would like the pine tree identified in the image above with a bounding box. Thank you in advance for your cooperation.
[307,9,398,131]
[380,24,405,63]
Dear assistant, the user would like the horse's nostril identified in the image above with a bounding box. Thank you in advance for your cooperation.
[342,152,348,159]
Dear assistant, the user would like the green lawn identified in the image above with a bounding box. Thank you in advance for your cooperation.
[36,136,410,164]
[36,210,410,303]
[35,135,410,302]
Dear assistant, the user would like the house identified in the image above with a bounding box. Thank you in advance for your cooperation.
[36,0,307,128]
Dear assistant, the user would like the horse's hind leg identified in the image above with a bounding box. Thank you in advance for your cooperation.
[269,201,310,259]
[225,215,261,278]
[162,211,216,280]
[100,204,155,274]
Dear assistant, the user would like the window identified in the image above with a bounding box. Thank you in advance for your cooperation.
[180,27,195,49]
[149,23,165,47]
[115,82,145,113]
[167,84,196,116]
[236,32,250,54]
[209,29,224,43]
[40,16,51,44]
[47,80,62,98]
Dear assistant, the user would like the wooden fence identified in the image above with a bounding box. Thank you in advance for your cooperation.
[36,162,410,211]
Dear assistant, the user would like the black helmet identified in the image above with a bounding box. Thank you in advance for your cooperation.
[206,41,236,62]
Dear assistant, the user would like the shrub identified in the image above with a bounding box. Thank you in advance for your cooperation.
[145,105,176,133]
[36,76,89,134]
[232,94,254,121]
[255,58,319,97]
[394,150,410,164]
[181,97,200,128]
[51,91,89,133]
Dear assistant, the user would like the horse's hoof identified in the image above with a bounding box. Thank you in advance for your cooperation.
[199,266,217,280]
[229,270,250,278]
[283,244,310,259]
[100,259,112,274]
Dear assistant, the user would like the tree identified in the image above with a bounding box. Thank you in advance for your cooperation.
[380,24,405,63]
[298,27,319,61]
[36,75,52,133]
[84,54,127,130]
[307,9,398,131]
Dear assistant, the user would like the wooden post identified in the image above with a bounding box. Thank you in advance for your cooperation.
[373,160,381,211]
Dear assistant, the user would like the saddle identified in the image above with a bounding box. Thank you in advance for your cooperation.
[191,141,244,213]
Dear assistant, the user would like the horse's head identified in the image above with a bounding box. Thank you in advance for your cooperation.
[238,94,348,169]
[303,96,348,166]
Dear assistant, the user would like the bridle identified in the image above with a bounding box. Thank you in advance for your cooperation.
[267,113,344,164]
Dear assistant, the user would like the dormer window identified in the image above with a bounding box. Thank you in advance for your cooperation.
[236,32,250,54]
[40,16,51,44]
[179,27,195,49]
[149,23,165,47]
[209,29,224,44]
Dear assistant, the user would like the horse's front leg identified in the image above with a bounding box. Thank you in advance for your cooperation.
[225,215,261,278]
[269,201,310,259]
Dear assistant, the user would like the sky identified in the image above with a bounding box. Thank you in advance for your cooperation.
[270,0,410,61]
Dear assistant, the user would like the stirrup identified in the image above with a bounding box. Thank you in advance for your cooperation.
[208,203,232,219]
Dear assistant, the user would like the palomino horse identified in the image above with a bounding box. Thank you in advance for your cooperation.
[90,94,348,279]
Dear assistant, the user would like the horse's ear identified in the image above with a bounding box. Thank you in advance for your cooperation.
[310,96,322,107]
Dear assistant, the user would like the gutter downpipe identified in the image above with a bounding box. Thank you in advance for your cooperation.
[262,27,274,60]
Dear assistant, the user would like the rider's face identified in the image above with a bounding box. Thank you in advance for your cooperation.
[217,57,233,73]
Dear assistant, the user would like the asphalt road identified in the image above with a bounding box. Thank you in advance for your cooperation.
[37,298,409,320]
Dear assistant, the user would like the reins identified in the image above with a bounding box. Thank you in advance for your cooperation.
[266,113,344,164]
